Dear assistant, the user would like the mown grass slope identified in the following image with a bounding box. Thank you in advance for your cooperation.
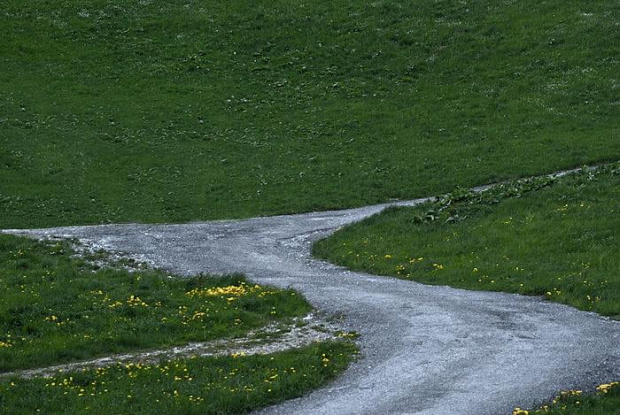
[1,0,618,228]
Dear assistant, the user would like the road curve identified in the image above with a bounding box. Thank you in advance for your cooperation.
[6,197,619,415]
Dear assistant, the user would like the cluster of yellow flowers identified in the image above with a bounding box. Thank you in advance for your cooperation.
[321,353,330,367]
[551,389,582,405]
[125,295,149,307]
[513,382,619,414]
[44,315,69,326]
[186,283,264,301]
[596,382,619,393]
[44,373,105,397]
[187,395,204,403]
[106,294,149,308]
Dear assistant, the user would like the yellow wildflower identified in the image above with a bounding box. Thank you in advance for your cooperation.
[597,382,619,393]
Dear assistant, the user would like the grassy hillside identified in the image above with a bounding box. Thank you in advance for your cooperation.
[1,0,618,228]
[313,164,620,318]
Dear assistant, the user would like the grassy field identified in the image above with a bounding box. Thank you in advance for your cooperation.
[0,234,315,371]
[1,0,618,413]
[0,341,356,415]
[1,0,618,228]
[0,234,357,413]
[314,164,619,318]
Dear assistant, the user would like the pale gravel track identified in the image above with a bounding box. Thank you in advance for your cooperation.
[4,180,619,414]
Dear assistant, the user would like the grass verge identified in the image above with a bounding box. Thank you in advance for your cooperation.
[513,382,620,415]
[314,163,619,318]
[0,341,357,415]
[0,234,313,371]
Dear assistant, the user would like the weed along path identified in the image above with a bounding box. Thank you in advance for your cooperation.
[7,197,620,415]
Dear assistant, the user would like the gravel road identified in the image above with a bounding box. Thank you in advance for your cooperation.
[6,197,619,415]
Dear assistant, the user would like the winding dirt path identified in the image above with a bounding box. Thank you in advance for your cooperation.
[6,183,619,414]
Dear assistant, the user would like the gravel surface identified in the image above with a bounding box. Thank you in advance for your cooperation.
[5,196,619,415]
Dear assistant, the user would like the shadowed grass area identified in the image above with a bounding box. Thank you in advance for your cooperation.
[0,341,357,415]
[314,164,620,318]
[1,0,618,228]
[0,234,313,372]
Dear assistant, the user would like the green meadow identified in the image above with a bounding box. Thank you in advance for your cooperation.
[0,235,314,372]
[0,341,356,415]
[1,0,618,228]
[0,234,357,413]
[314,164,620,318]
[1,0,618,413]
